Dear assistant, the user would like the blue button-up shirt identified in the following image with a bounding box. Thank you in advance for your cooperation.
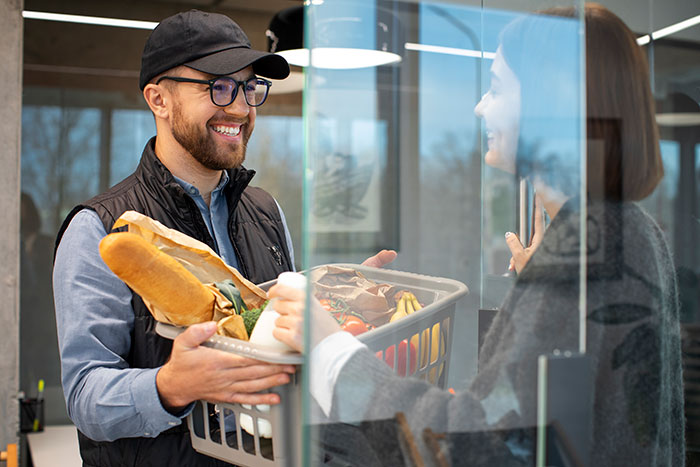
[53,177,294,441]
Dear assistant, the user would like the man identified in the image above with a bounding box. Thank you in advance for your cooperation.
[53,10,298,466]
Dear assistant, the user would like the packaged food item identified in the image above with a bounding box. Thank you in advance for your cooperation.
[100,211,266,335]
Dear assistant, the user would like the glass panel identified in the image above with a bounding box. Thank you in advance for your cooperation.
[644,1,700,461]
[302,1,590,465]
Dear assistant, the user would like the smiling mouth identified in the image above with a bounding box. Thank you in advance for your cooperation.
[211,124,241,137]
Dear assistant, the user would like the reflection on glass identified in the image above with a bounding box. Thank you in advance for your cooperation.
[298,2,684,466]
[111,109,155,185]
[21,105,100,232]
[20,104,102,424]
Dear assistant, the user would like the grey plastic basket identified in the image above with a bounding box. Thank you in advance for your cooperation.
[156,264,468,467]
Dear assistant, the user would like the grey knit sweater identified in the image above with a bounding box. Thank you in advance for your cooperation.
[326,200,684,466]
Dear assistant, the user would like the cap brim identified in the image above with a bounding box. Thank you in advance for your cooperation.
[185,47,290,80]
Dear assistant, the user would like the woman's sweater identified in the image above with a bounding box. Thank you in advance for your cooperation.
[328,200,684,466]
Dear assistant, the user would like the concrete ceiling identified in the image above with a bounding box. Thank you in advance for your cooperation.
[21,0,700,106]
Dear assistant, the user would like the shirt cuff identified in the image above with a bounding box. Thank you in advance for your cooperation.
[309,331,366,416]
[131,367,193,437]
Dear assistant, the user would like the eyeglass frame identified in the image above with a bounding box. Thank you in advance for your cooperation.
[155,75,273,107]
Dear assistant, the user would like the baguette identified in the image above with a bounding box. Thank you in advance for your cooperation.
[99,232,215,326]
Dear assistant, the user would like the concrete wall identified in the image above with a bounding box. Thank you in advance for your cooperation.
[0,0,22,458]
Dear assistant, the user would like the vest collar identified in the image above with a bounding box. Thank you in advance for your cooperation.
[135,136,256,213]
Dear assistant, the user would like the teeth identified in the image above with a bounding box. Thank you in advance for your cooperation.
[212,125,241,137]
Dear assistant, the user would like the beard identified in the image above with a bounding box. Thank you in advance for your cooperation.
[170,100,252,170]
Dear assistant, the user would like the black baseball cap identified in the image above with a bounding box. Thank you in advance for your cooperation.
[139,10,290,90]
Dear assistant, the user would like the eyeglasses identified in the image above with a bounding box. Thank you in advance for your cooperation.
[155,75,272,107]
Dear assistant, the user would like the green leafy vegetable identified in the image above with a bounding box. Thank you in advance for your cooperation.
[214,279,248,314]
[242,301,268,335]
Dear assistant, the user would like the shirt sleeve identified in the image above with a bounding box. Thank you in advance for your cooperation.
[53,209,189,441]
[274,199,296,271]
[309,331,366,416]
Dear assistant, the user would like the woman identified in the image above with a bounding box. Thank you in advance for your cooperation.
[271,4,684,465]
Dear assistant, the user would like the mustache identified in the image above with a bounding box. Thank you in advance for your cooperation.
[209,116,250,126]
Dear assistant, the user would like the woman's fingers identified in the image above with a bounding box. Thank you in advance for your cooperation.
[505,231,530,274]
[532,194,546,244]
[268,284,305,304]
[505,231,525,259]
[273,326,303,353]
[271,296,304,319]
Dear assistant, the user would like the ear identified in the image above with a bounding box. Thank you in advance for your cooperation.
[143,83,170,120]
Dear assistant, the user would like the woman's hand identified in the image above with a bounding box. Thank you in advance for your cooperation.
[361,249,397,268]
[505,194,545,274]
[268,283,342,353]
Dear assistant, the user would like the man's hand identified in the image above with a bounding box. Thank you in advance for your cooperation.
[361,249,397,268]
[268,283,342,353]
[505,194,545,274]
[156,321,296,412]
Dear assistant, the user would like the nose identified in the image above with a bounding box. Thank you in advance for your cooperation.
[223,85,250,117]
[474,93,487,118]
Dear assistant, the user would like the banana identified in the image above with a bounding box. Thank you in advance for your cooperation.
[428,323,446,384]
[389,294,407,323]
[409,293,430,368]
[399,292,421,368]
[405,293,415,314]
[387,292,446,382]
[410,293,445,383]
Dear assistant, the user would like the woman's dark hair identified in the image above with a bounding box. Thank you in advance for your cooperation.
[500,3,663,201]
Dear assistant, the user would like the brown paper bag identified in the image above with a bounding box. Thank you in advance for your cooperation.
[111,211,268,327]
[310,265,398,326]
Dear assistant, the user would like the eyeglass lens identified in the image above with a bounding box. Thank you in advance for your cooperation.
[211,78,269,107]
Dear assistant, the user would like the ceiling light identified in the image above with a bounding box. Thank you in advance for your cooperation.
[22,10,157,29]
[637,13,700,45]
[405,42,495,59]
[268,5,402,70]
[277,48,401,69]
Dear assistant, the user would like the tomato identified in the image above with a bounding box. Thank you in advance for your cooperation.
[341,316,370,336]
[318,299,333,311]
[376,340,418,376]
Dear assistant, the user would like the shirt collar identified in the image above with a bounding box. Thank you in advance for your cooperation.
[172,171,230,197]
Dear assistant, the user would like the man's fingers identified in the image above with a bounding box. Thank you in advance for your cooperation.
[176,321,218,350]
[225,372,292,396]
[361,249,397,268]
[228,391,283,406]
[214,363,296,387]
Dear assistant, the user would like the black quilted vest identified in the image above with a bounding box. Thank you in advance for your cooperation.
[56,138,292,466]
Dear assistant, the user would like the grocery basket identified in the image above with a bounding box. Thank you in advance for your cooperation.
[156,264,468,467]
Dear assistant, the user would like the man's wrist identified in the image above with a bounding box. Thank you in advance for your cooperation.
[156,364,190,414]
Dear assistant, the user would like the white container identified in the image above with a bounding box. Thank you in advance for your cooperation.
[248,272,307,353]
